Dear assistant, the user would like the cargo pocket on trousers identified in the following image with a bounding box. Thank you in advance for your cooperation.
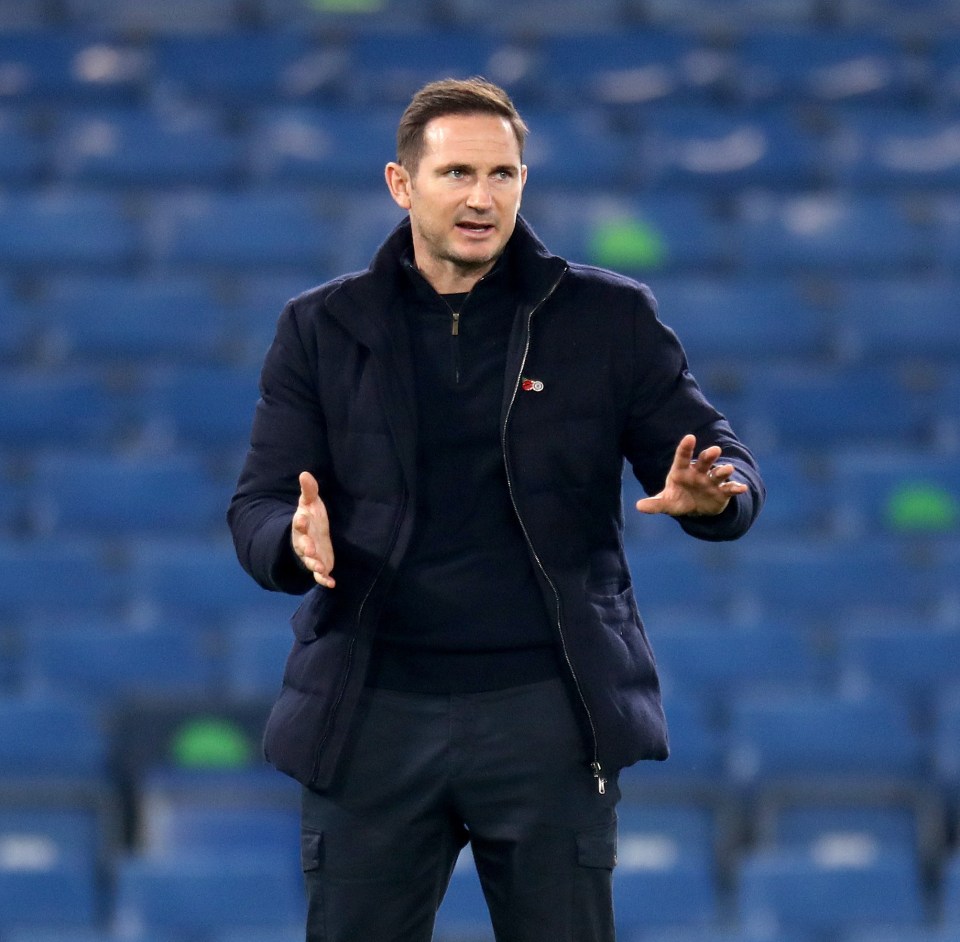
[301,829,323,872]
[577,820,618,869]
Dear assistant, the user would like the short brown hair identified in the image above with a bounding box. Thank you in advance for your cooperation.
[396,76,528,175]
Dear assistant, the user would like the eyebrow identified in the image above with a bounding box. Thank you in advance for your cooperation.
[435,163,518,176]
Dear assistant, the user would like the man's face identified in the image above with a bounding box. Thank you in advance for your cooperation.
[386,113,527,292]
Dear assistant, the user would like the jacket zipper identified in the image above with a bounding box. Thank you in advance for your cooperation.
[500,267,607,796]
[310,490,408,785]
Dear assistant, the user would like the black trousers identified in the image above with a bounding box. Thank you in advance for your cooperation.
[300,678,620,942]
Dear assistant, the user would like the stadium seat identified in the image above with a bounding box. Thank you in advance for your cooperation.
[445,0,624,33]
[651,624,819,707]
[20,620,218,704]
[830,278,960,364]
[38,274,234,366]
[0,863,100,932]
[0,539,125,619]
[833,111,960,192]
[736,192,930,274]
[642,105,823,191]
[834,622,960,712]
[729,537,946,620]
[736,31,910,105]
[537,32,719,108]
[0,372,121,450]
[638,0,817,29]
[53,107,244,188]
[0,109,42,183]
[259,0,438,33]
[0,34,146,104]
[726,691,925,787]
[65,0,243,32]
[150,192,340,272]
[225,617,293,698]
[737,845,925,937]
[518,112,633,190]
[0,695,108,786]
[933,690,960,792]
[112,851,304,934]
[152,33,314,104]
[943,850,960,927]
[347,32,537,106]
[0,192,140,270]
[647,276,828,364]
[247,106,398,188]
[738,452,826,537]
[129,539,298,623]
[135,365,261,448]
[524,191,731,275]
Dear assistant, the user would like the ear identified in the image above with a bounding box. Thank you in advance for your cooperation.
[519,164,527,203]
[385,162,412,210]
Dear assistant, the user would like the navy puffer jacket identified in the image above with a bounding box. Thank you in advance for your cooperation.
[228,215,764,791]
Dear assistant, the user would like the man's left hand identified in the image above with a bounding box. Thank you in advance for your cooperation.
[635,434,748,518]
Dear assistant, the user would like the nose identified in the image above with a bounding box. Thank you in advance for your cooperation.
[466,178,493,211]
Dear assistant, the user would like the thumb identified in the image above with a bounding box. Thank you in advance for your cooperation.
[298,471,319,505]
[635,495,664,516]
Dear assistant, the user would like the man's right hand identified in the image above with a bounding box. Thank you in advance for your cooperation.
[291,471,336,588]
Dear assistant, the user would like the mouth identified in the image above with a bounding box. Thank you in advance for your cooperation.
[456,220,496,238]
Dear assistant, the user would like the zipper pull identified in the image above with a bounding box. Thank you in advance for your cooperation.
[451,310,460,336]
[591,762,606,795]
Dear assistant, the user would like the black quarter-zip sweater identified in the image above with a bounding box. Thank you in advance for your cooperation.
[367,248,561,694]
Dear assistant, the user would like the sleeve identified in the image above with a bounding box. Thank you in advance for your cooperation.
[620,284,765,542]
[227,299,332,594]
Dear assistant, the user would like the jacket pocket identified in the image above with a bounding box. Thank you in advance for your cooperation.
[290,587,335,644]
[301,828,323,872]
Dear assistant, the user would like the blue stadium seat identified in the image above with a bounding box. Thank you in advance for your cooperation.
[625,540,726,613]
[634,929,808,942]
[933,690,960,793]
[39,274,233,365]
[737,845,925,937]
[520,113,633,190]
[930,196,960,273]
[20,620,218,704]
[0,0,49,27]
[740,452,826,537]
[831,278,960,364]
[135,365,260,448]
[0,539,124,619]
[225,618,292,698]
[0,695,108,784]
[843,928,960,942]
[112,851,304,933]
[524,191,731,275]
[433,846,490,941]
[66,0,243,32]
[735,365,931,451]
[0,192,140,270]
[736,31,910,105]
[638,0,817,29]
[247,107,398,187]
[152,34,313,104]
[651,624,819,707]
[209,931,304,942]
[833,111,960,191]
[337,189,409,273]
[54,107,243,188]
[943,851,960,927]
[0,35,146,104]
[0,863,100,932]
[617,802,717,864]
[613,845,719,935]
[730,538,942,619]
[129,539,298,623]
[648,276,827,364]
[0,372,120,450]
[30,451,227,538]
[151,192,339,272]
[737,193,930,274]
[726,691,925,787]
[537,32,717,108]
[445,0,624,33]
[347,32,537,106]
[834,624,960,710]
[0,109,43,183]
[642,105,823,191]
[259,0,437,33]
[930,35,960,108]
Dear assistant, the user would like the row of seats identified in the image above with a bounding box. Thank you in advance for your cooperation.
[3,779,960,939]
[6,27,960,107]
[3,0,960,35]
[9,104,960,194]
[3,189,960,277]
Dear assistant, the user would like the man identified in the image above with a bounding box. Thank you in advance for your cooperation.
[228,77,764,942]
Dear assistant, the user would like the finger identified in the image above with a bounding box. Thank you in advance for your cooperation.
[298,470,319,505]
[694,445,723,475]
[635,495,664,515]
[707,463,736,483]
[672,434,697,471]
[292,511,311,534]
